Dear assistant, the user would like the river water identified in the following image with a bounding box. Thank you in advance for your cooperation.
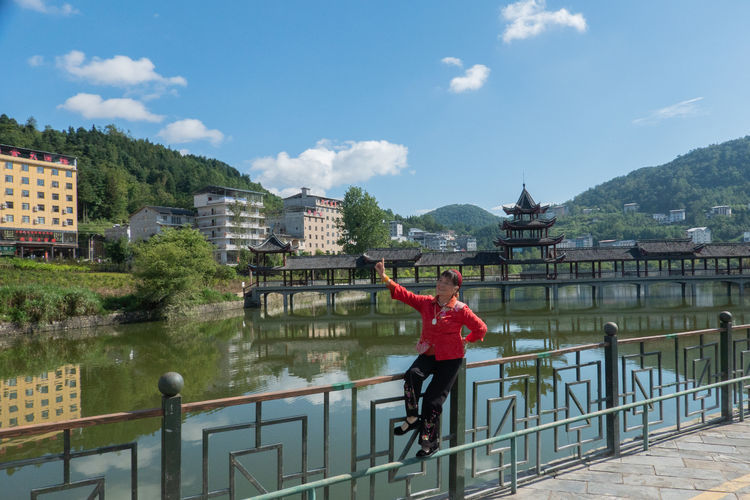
[1,282,747,498]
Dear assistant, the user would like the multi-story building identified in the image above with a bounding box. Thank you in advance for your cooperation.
[194,185,265,264]
[687,227,711,244]
[0,145,78,259]
[623,203,639,213]
[669,209,686,223]
[0,364,80,429]
[129,206,195,242]
[711,205,732,216]
[268,187,342,254]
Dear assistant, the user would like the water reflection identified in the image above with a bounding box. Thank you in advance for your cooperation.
[0,283,748,497]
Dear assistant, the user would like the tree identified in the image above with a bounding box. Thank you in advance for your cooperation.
[104,237,132,265]
[337,186,389,254]
[131,228,218,313]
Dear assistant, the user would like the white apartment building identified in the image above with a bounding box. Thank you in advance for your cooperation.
[687,227,711,244]
[623,203,639,213]
[268,187,342,254]
[129,206,195,242]
[712,205,732,216]
[194,186,265,264]
[669,209,686,223]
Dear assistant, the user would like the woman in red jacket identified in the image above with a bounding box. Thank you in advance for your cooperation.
[375,259,487,457]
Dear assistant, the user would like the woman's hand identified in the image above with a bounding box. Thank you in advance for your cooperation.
[375,258,386,280]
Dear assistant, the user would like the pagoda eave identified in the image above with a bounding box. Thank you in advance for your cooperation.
[494,235,565,247]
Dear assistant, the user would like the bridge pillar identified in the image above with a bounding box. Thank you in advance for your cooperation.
[720,311,733,421]
[591,285,597,307]
[371,291,377,305]
[604,323,620,457]
[283,294,288,313]
[326,293,332,314]
[289,293,294,313]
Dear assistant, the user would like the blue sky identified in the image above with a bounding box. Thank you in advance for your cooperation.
[2,1,750,216]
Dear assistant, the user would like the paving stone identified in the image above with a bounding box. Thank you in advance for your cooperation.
[586,481,661,499]
[523,478,588,494]
[676,441,737,454]
[620,472,699,489]
[654,465,728,480]
[588,462,655,475]
[659,488,731,500]
[618,455,685,467]
[683,459,750,473]
[551,469,622,484]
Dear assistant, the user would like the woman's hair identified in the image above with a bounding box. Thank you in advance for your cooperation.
[440,269,462,288]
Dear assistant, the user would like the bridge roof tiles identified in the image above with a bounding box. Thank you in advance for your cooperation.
[697,243,750,258]
[281,255,361,270]
[562,247,636,262]
[362,248,422,263]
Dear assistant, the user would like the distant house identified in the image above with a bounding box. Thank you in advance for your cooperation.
[455,235,477,251]
[546,205,567,218]
[623,203,639,213]
[559,234,593,249]
[711,205,732,216]
[652,213,668,224]
[743,231,750,243]
[129,206,195,242]
[687,227,711,244]
[105,224,131,242]
[669,209,686,223]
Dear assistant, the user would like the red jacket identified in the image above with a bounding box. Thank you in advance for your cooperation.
[387,280,487,360]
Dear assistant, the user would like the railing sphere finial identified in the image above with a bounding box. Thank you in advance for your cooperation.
[159,372,184,397]
[720,311,733,323]
[604,322,618,336]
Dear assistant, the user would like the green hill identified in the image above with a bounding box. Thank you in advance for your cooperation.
[424,204,500,230]
[0,115,281,223]
[569,136,750,218]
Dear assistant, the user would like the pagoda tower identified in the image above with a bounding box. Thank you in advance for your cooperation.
[494,185,565,279]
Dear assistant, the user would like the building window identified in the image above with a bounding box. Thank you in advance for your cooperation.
[4,162,11,169]
[65,170,73,178]
[56,395,62,403]
[21,177,29,184]
[22,216,30,223]
[52,205,59,212]
[22,203,29,210]
[25,414,34,422]
[36,166,43,173]
[66,219,73,226]
[66,207,74,214]
[37,192,44,199]
[4,188,12,195]
[5,201,13,209]
[21,164,28,171]
[66,195,72,202]
[41,410,49,419]
[37,204,45,211]
[5,215,13,222]
[37,217,45,224]
[51,168,58,176]
[51,181,59,188]
[65,183,73,189]
[22,190,29,197]
[37,179,44,186]
[4,175,12,182]
[52,218,60,225]
[52,193,59,200]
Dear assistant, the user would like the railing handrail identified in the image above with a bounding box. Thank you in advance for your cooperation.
[245,373,750,500]
[5,322,747,441]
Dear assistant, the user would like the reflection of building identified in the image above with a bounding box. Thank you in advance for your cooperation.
[129,206,195,242]
[194,186,266,264]
[0,364,81,429]
[0,145,78,259]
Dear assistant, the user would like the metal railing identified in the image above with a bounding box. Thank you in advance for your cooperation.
[1,312,748,499]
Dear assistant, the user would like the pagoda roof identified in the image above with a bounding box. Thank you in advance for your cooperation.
[415,251,503,267]
[362,248,422,263]
[249,233,296,253]
[502,185,550,215]
[494,234,565,247]
[501,217,557,230]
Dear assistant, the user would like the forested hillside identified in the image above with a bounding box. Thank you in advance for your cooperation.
[0,115,281,223]
[570,136,750,218]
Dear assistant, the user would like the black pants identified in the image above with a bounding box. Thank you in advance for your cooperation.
[403,355,463,449]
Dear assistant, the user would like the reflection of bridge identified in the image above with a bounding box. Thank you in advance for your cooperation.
[246,271,750,313]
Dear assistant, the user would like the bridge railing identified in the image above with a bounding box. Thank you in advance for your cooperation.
[1,313,748,499]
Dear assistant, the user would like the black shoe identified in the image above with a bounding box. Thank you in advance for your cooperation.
[394,418,420,436]
[416,445,438,458]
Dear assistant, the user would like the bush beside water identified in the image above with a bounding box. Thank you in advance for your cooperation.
[0,285,103,324]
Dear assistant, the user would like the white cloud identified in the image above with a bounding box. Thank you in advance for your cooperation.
[441,56,463,67]
[27,55,44,67]
[56,50,186,88]
[251,139,408,197]
[14,0,78,15]
[449,64,490,93]
[501,0,586,43]
[632,97,705,125]
[178,149,190,156]
[158,119,224,146]
[58,93,164,122]
[414,208,436,215]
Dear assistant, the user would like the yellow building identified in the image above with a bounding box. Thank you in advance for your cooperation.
[0,144,78,259]
[0,364,81,431]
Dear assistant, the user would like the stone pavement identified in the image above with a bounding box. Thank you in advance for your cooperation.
[487,420,750,499]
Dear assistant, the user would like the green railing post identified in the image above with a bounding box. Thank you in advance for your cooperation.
[449,358,467,499]
[720,311,733,421]
[604,322,620,457]
[159,372,184,500]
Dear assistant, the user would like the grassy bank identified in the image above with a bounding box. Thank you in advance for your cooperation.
[0,258,242,326]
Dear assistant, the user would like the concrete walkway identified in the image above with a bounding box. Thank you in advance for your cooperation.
[489,420,750,499]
